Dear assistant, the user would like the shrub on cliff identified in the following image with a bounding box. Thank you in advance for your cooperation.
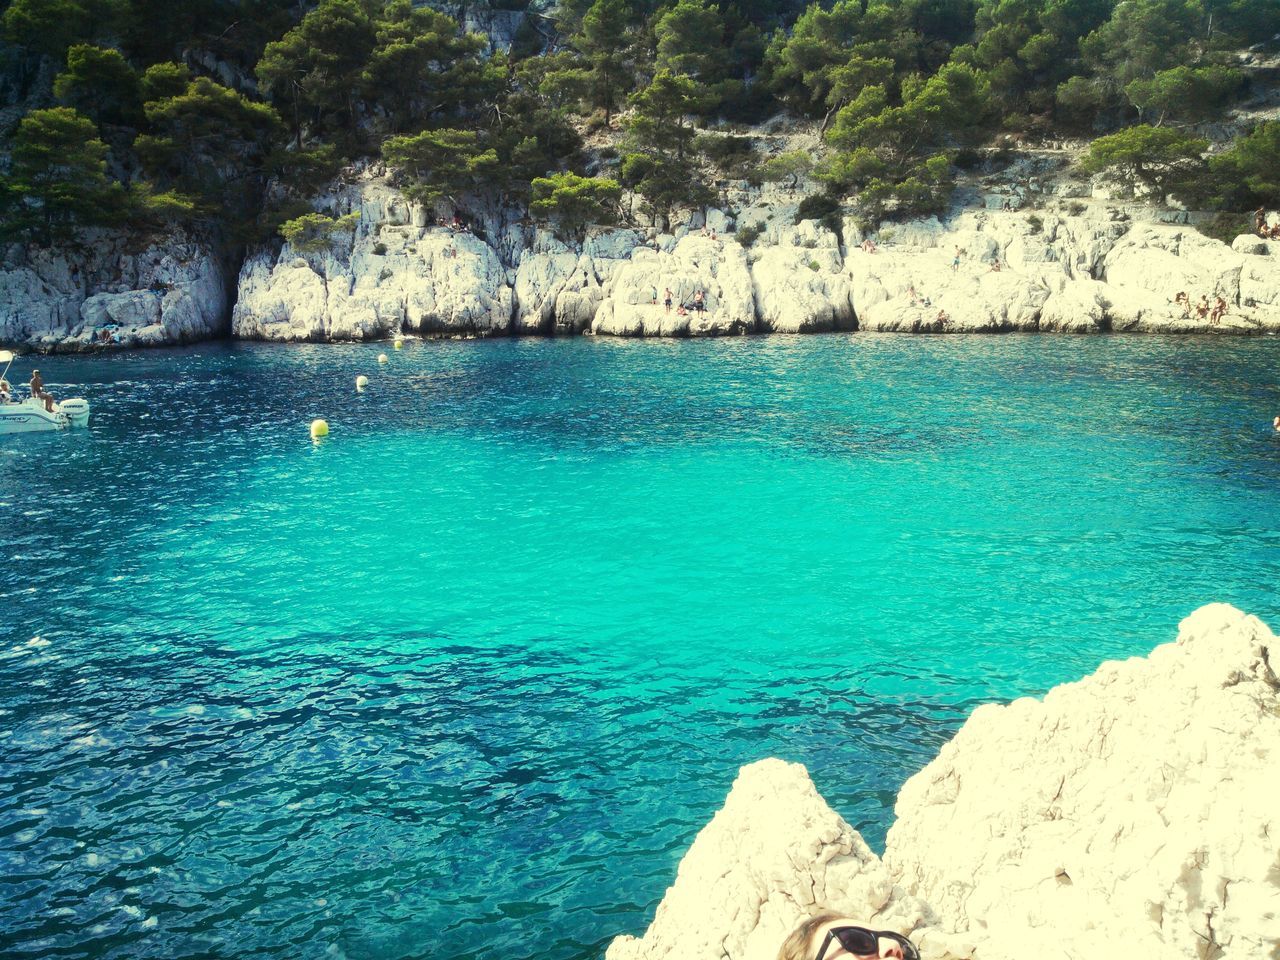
[279,212,361,253]
[529,172,621,242]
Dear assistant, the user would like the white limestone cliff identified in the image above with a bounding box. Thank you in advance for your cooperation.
[0,231,227,350]
[609,604,1280,960]
[232,182,513,341]
[223,168,1280,344]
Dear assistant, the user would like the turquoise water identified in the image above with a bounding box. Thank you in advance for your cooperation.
[2,334,1279,960]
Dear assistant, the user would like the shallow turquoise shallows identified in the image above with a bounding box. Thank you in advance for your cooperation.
[2,335,1279,960]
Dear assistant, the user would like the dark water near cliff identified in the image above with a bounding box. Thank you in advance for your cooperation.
[2,334,1279,960]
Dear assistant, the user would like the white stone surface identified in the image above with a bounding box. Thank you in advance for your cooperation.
[592,235,755,336]
[885,603,1280,960]
[606,759,930,960]
[232,188,514,341]
[0,231,226,350]
[610,605,1280,960]
[751,223,855,332]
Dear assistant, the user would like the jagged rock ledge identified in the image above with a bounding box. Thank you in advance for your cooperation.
[608,603,1279,960]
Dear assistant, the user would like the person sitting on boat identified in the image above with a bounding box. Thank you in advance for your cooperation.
[779,911,919,960]
[30,369,54,413]
[0,377,10,404]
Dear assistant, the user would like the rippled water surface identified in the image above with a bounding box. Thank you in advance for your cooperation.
[3,335,1279,960]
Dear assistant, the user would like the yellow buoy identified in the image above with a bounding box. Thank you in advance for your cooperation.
[377,353,388,363]
[310,419,329,439]
[355,375,368,392]
[394,338,403,350]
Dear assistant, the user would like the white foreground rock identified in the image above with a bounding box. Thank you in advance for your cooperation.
[610,604,1280,960]
[605,759,932,960]
[885,603,1280,960]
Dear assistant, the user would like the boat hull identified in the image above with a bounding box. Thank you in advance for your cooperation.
[0,398,90,434]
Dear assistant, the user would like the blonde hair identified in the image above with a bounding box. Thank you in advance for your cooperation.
[777,911,842,960]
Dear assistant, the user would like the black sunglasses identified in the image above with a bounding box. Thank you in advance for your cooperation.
[814,925,920,960]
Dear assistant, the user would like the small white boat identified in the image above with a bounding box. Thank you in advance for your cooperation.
[0,350,91,435]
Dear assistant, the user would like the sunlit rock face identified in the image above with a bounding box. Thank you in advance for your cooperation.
[608,604,1280,960]
[885,602,1280,960]
[592,235,756,337]
[232,184,513,342]
[604,759,933,960]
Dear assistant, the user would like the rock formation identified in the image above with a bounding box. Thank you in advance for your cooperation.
[0,230,228,350]
[224,173,1280,345]
[6,170,1280,351]
[609,604,1280,960]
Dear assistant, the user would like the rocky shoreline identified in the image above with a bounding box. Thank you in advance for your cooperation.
[3,173,1280,352]
[607,604,1280,960]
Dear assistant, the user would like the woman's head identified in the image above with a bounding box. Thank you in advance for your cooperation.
[777,914,917,960]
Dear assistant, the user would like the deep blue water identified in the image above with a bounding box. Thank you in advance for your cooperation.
[2,334,1279,960]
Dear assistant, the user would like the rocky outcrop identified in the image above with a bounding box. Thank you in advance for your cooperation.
[0,231,228,351]
[232,181,513,341]
[605,760,937,960]
[886,603,1280,960]
[609,604,1280,960]
[592,235,756,336]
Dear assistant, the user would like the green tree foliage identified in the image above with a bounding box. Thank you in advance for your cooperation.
[1078,124,1208,196]
[2,0,123,58]
[256,0,379,148]
[628,70,714,161]
[620,152,714,230]
[53,44,140,126]
[763,0,907,120]
[971,0,1112,116]
[361,0,498,134]
[0,107,125,243]
[1208,121,1280,208]
[822,62,989,221]
[573,0,638,124]
[279,211,361,252]
[382,128,500,207]
[1124,65,1243,125]
[529,172,621,240]
[757,149,812,189]
[139,62,192,103]
[136,77,285,220]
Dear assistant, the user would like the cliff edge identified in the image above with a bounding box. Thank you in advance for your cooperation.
[608,604,1279,960]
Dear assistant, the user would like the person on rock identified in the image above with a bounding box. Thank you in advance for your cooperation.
[779,912,919,960]
[664,288,673,313]
[951,247,961,271]
[989,258,1002,272]
[693,290,705,313]
[1255,207,1267,235]
[1196,294,1210,319]
[1174,291,1189,316]
[675,303,688,317]
[1210,296,1227,324]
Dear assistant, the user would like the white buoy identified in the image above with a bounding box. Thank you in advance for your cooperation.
[356,375,368,392]
[377,353,388,364]
[310,419,329,439]
[394,337,403,350]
